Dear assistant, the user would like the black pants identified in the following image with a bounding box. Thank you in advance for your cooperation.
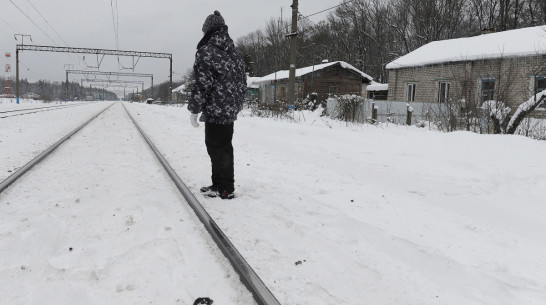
[205,122,234,193]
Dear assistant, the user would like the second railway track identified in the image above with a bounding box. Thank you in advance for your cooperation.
[0,102,91,119]
[0,102,281,305]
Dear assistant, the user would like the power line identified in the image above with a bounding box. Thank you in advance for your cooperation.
[8,0,60,46]
[110,0,119,49]
[301,0,356,20]
[0,16,18,32]
[23,0,71,47]
[277,0,356,36]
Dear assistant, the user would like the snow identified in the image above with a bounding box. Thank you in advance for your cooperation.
[1,101,546,304]
[386,25,546,69]
[173,83,187,93]
[246,76,262,89]
[255,61,373,83]
[482,100,511,122]
[367,81,388,91]
[507,89,546,131]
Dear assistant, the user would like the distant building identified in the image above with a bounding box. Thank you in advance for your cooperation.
[386,25,546,118]
[246,76,261,102]
[22,92,39,100]
[253,61,373,104]
[172,84,190,104]
[366,82,388,100]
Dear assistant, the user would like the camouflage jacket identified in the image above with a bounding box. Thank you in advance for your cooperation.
[188,26,247,124]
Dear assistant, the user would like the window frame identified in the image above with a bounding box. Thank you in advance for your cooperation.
[480,78,495,105]
[535,76,546,108]
[438,81,450,103]
[407,83,416,102]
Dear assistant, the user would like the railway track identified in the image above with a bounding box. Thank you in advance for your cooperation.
[0,102,281,305]
[0,103,90,119]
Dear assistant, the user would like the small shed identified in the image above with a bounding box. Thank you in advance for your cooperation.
[366,82,388,100]
[246,76,261,102]
[172,84,190,104]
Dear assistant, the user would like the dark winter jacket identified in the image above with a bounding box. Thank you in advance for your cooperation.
[188,25,247,124]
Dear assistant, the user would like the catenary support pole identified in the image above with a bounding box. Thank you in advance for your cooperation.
[16,49,19,104]
[65,71,69,102]
[287,0,298,106]
[169,57,173,104]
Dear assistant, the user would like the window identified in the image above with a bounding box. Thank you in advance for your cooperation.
[329,86,338,94]
[407,83,416,102]
[270,84,276,103]
[536,76,546,108]
[438,82,450,103]
[480,79,495,105]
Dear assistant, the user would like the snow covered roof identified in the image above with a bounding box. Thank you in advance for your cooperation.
[172,84,187,93]
[254,61,373,84]
[366,81,388,91]
[386,25,546,70]
[247,76,261,89]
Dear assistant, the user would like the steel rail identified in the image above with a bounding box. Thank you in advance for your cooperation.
[0,103,88,114]
[0,103,88,119]
[0,103,115,193]
[122,103,282,305]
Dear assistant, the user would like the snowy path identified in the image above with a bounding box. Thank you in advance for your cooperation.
[125,103,546,305]
[0,103,256,305]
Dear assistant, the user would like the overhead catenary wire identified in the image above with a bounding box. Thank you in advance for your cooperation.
[8,0,60,46]
[23,0,70,47]
[21,0,83,67]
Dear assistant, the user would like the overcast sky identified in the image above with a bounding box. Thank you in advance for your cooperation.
[0,0,338,94]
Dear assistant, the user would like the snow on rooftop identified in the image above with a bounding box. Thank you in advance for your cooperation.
[386,25,546,69]
[367,81,388,91]
[255,61,373,83]
[172,84,187,93]
[247,76,261,89]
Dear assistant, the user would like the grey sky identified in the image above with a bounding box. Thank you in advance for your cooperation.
[0,0,337,94]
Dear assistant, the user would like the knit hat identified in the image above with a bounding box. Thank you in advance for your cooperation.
[202,11,225,34]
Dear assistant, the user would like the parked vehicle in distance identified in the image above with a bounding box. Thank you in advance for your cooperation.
[146,98,154,104]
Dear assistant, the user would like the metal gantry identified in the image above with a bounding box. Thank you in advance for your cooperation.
[16,44,172,103]
[82,79,145,99]
[67,70,154,100]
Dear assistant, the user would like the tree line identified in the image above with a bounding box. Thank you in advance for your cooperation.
[236,0,546,82]
[0,76,117,101]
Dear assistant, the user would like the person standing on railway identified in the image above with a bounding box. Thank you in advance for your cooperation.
[188,10,247,200]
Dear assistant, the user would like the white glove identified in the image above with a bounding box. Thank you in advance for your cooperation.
[190,113,200,127]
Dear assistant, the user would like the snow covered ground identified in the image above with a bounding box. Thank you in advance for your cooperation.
[1,101,545,304]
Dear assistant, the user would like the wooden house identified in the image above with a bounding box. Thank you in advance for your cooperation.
[254,61,373,104]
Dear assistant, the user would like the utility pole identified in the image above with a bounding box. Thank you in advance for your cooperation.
[64,64,73,102]
[65,70,69,102]
[169,57,173,104]
[14,34,32,104]
[287,0,298,106]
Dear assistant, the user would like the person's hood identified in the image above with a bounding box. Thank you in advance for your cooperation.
[197,25,235,53]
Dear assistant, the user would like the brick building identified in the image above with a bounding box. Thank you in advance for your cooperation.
[254,61,373,104]
[386,26,546,118]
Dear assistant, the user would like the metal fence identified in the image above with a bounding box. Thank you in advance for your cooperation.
[326,97,449,124]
